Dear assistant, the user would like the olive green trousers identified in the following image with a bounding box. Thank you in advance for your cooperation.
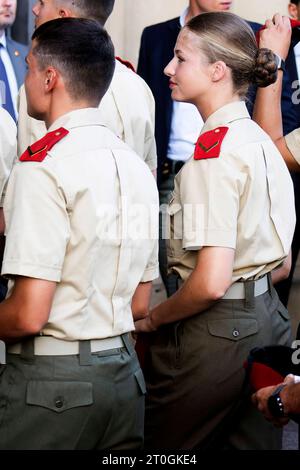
[0,334,146,450]
[144,277,291,450]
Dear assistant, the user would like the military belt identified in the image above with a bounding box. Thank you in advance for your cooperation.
[222,275,268,300]
[7,335,124,356]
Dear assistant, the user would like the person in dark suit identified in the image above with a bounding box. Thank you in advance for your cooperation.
[266,2,300,307]
[0,0,27,121]
[137,1,261,295]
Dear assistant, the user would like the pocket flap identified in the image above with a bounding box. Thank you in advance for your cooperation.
[26,381,93,413]
[134,369,146,395]
[207,319,258,341]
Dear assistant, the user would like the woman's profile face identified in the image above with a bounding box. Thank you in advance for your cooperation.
[164,29,212,106]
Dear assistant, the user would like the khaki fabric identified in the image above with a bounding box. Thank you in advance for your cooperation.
[17,61,157,171]
[0,107,17,206]
[285,127,300,166]
[2,108,159,340]
[167,101,296,282]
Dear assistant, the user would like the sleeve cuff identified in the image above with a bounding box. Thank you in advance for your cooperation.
[1,261,61,282]
[183,229,236,250]
[285,131,300,165]
[145,157,157,171]
[141,264,159,282]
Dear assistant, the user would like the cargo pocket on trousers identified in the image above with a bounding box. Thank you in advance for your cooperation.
[26,381,93,413]
[134,369,147,396]
[207,319,259,385]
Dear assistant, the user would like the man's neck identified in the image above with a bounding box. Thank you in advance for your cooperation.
[185,3,205,24]
[45,101,96,129]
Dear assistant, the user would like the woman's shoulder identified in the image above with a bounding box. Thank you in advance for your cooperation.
[180,119,276,178]
[221,118,272,154]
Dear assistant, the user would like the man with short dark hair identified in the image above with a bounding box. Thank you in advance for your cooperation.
[0,17,158,450]
[17,0,157,174]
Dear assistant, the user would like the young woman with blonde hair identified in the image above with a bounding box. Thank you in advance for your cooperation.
[136,12,296,450]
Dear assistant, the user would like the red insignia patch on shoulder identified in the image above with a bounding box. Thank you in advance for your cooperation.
[19,127,69,162]
[115,56,136,72]
[194,126,229,160]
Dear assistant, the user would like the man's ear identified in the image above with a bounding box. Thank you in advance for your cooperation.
[288,3,299,20]
[211,61,227,82]
[44,68,57,91]
[58,8,72,18]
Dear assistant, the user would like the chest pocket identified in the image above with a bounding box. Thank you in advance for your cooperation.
[167,195,183,258]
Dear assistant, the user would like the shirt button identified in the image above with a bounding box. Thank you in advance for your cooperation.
[232,329,240,338]
[54,397,64,409]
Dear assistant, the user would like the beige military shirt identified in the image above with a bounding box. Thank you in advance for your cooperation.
[17,60,157,171]
[285,127,300,167]
[167,101,296,283]
[3,108,159,340]
[0,107,17,206]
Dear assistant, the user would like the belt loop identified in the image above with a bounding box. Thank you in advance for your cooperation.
[121,333,134,356]
[20,337,35,363]
[79,340,92,366]
[244,281,255,309]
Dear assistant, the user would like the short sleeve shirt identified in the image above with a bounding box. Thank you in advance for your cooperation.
[167,101,296,283]
[17,61,157,171]
[3,108,159,340]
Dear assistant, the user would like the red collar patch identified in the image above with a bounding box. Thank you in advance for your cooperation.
[194,126,229,160]
[115,56,135,72]
[20,127,69,162]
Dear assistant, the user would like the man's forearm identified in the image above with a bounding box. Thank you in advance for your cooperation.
[0,277,55,343]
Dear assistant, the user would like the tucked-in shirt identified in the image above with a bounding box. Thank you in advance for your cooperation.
[17,60,157,171]
[285,127,300,166]
[167,101,296,282]
[3,108,159,340]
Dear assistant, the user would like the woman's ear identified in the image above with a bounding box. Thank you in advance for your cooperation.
[211,61,227,82]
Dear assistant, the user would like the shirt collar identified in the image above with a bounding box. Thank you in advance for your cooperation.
[48,107,106,133]
[200,101,250,135]
[180,7,189,27]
